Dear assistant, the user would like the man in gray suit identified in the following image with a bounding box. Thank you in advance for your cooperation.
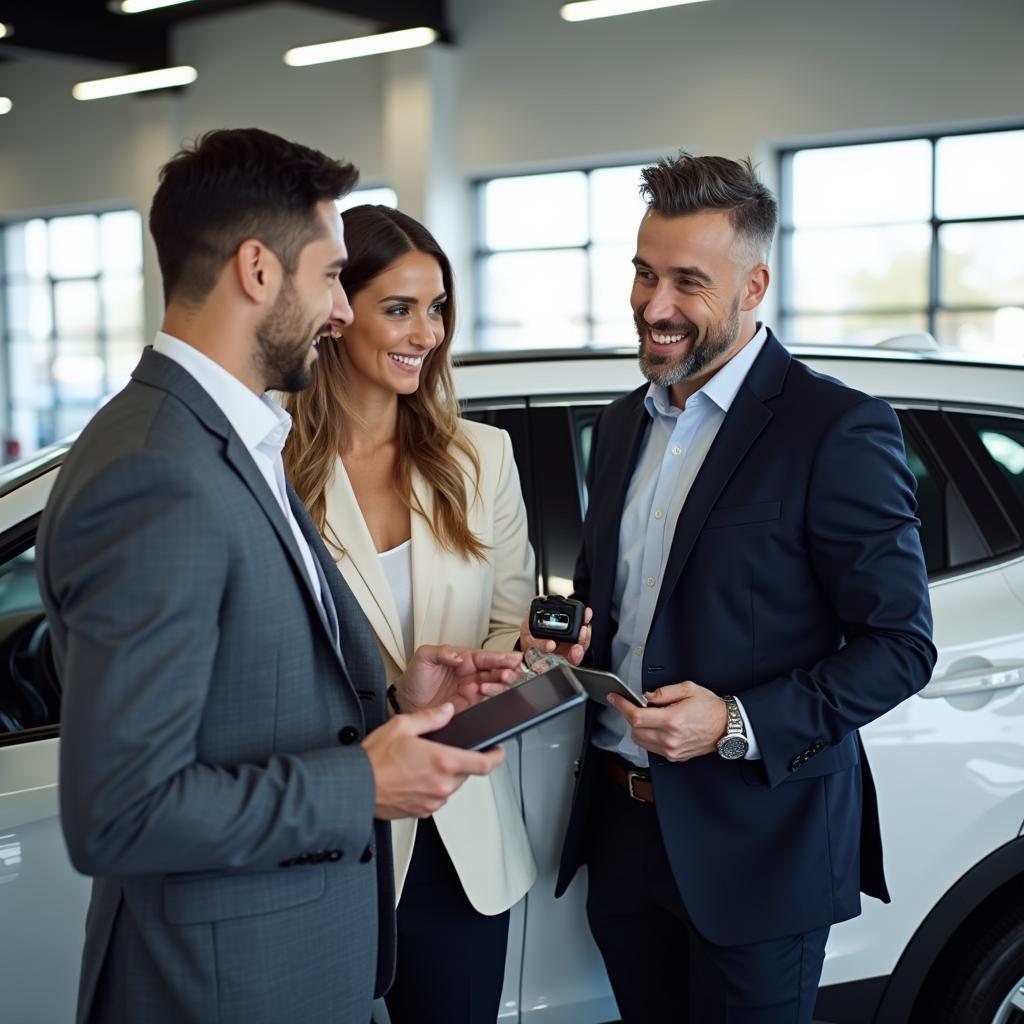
[37,128,515,1024]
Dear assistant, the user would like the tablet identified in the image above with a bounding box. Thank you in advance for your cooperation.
[422,664,587,751]
[570,665,648,708]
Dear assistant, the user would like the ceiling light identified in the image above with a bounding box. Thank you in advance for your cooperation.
[560,0,710,22]
[115,0,198,12]
[0,21,10,38]
[284,26,438,66]
[0,98,11,115]
[72,65,197,101]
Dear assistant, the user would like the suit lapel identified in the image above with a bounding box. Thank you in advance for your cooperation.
[589,389,650,665]
[410,470,439,653]
[132,348,338,646]
[324,458,407,671]
[650,333,791,626]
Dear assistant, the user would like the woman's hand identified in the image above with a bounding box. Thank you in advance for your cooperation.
[395,645,523,713]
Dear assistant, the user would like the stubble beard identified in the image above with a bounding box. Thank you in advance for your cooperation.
[255,276,329,393]
[637,295,742,389]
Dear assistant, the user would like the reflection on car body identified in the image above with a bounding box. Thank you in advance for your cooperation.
[1,346,1024,1024]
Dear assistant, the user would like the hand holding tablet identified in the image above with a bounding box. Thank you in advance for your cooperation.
[422,658,646,750]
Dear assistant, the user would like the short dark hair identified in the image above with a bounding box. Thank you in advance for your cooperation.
[639,151,778,265]
[149,128,359,305]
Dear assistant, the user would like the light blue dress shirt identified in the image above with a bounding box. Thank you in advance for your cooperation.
[592,325,768,767]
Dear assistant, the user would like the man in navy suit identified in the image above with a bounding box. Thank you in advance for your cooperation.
[553,153,936,1022]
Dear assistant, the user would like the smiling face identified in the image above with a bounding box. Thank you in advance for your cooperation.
[630,208,767,398]
[256,199,351,393]
[338,250,447,399]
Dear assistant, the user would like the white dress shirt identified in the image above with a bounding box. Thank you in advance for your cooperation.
[592,324,768,767]
[151,332,323,603]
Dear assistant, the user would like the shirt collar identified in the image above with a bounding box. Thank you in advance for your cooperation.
[643,322,769,420]
[152,331,292,455]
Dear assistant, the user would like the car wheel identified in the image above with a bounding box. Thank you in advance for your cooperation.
[928,905,1024,1023]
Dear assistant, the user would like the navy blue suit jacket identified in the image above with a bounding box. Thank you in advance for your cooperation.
[555,331,936,947]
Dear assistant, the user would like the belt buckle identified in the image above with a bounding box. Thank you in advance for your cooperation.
[627,769,649,802]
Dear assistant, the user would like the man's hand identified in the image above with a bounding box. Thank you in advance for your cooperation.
[363,704,505,820]
[519,604,593,667]
[395,645,522,714]
[607,681,728,762]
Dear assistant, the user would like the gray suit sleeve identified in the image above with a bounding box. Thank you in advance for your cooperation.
[48,450,377,876]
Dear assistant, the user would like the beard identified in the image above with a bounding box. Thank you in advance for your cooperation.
[255,276,330,393]
[636,295,742,389]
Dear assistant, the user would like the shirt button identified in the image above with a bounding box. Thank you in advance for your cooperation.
[634,646,643,657]
[646,576,656,587]
[672,446,683,455]
[654,509,663,519]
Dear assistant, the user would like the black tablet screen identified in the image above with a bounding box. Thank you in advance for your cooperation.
[422,665,585,751]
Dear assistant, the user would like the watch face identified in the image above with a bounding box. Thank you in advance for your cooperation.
[717,735,749,760]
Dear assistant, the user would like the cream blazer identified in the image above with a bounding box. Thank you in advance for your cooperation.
[324,418,538,915]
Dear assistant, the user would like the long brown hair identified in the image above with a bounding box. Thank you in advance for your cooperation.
[283,204,484,559]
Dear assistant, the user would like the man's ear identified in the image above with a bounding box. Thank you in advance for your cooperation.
[234,239,282,305]
[741,263,770,312]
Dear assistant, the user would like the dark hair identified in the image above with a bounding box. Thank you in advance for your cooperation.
[640,151,778,265]
[149,127,359,305]
[284,205,486,560]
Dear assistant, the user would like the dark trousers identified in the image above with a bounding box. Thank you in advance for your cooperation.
[385,816,511,1024]
[584,757,828,1024]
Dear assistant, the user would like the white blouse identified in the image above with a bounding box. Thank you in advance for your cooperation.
[378,538,414,662]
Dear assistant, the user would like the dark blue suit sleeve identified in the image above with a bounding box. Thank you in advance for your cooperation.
[737,396,937,787]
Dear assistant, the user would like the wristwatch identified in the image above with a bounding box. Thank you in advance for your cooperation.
[716,695,749,760]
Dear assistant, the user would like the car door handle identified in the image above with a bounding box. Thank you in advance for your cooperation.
[920,661,1024,699]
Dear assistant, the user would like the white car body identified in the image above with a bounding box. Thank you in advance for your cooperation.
[1,346,1023,1024]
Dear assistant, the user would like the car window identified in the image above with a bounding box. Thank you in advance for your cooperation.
[901,431,946,577]
[0,543,61,742]
[969,416,1024,511]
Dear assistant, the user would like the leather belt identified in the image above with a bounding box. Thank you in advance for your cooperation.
[604,753,654,803]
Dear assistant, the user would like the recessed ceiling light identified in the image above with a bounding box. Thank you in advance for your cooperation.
[114,0,198,13]
[284,26,438,66]
[560,0,710,22]
[0,21,11,39]
[72,65,198,101]
[0,97,12,115]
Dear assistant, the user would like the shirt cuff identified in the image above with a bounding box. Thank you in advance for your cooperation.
[733,696,761,760]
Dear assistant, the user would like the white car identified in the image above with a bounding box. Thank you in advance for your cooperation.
[1,346,1023,1024]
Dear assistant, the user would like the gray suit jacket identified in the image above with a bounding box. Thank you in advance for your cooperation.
[37,348,395,1024]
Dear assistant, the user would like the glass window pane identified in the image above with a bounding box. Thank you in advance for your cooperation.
[940,221,1024,307]
[99,211,143,273]
[935,308,1024,361]
[101,276,144,331]
[968,416,1024,511]
[54,340,103,404]
[48,215,100,279]
[789,140,932,228]
[590,165,646,244]
[56,406,96,441]
[590,321,638,346]
[54,280,100,335]
[4,282,52,337]
[480,250,587,347]
[788,225,931,312]
[483,172,588,249]
[107,339,144,391]
[783,312,929,346]
[337,187,398,213]
[902,432,946,575]
[4,219,48,279]
[590,244,636,322]
[936,130,1024,219]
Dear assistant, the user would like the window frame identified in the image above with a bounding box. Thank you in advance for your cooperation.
[777,125,1024,343]
[473,161,652,346]
[0,208,146,458]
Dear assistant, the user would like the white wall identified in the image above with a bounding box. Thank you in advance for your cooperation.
[1,0,1023,339]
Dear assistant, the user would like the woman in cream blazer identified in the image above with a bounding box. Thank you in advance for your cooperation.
[284,204,536,1024]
